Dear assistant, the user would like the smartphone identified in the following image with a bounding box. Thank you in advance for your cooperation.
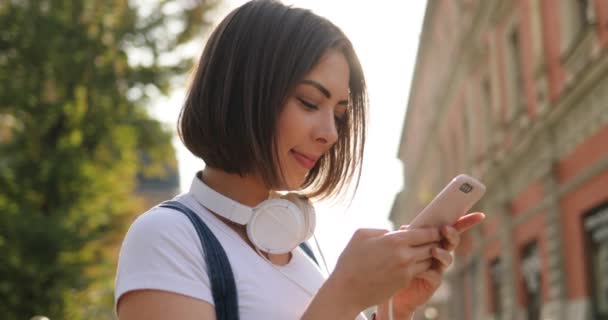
[409,174,486,228]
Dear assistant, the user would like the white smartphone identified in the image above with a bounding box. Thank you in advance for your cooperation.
[409,174,486,228]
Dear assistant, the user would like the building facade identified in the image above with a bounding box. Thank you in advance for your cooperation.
[390,1,608,319]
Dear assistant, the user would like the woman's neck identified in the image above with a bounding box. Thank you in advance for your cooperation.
[199,167,291,265]
[200,167,269,207]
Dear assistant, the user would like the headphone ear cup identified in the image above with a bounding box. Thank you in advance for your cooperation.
[282,193,316,242]
[248,198,306,254]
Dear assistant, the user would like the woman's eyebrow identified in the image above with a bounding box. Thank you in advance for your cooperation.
[301,79,348,105]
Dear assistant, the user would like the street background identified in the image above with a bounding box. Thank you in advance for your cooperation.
[1,1,607,320]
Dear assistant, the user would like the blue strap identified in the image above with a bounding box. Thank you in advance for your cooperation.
[298,242,319,266]
[159,200,239,320]
[159,200,319,320]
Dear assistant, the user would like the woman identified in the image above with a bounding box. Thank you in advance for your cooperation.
[114,1,484,319]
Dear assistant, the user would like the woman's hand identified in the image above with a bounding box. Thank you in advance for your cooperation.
[377,212,486,319]
[303,226,444,320]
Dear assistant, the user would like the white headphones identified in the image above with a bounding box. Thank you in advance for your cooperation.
[191,176,316,254]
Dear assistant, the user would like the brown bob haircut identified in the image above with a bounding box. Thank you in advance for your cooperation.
[179,0,367,201]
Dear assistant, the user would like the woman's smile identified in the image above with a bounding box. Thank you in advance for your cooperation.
[290,150,319,170]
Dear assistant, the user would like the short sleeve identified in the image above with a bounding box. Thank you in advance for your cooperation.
[114,207,213,309]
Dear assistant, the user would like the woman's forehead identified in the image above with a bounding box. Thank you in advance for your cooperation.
[299,50,350,98]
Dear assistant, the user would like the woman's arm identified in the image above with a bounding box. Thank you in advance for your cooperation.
[118,279,357,320]
[300,275,362,320]
[115,208,218,320]
[117,289,216,320]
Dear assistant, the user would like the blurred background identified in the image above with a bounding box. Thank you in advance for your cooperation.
[391,1,608,320]
[1,0,608,320]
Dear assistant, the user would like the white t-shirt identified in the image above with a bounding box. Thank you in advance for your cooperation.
[114,177,367,319]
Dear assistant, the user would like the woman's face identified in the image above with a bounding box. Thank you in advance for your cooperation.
[275,49,350,190]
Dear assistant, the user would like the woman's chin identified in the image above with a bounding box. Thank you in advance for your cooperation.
[280,178,306,192]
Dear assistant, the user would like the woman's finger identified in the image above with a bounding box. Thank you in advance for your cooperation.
[440,225,460,251]
[409,259,432,276]
[432,247,453,272]
[415,269,442,286]
[352,228,391,240]
[385,228,442,247]
[452,212,485,233]
[401,243,440,263]
[400,212,485,235]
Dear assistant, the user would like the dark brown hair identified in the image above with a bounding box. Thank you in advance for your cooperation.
[179,0,367,201]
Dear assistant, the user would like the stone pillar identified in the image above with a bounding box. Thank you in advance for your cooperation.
[540,158,567,320]
[489,176,519,320]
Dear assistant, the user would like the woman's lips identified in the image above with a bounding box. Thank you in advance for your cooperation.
[291,150,318,170]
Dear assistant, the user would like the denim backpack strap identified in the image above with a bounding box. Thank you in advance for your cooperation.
[298,242,319,266]
[159,200,239,320]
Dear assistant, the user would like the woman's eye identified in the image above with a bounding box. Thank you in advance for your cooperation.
[297,98,318,110]
[334,114,347,126]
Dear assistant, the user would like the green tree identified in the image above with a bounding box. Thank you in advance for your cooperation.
[0,0,216,319]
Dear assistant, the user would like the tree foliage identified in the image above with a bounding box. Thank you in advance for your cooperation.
[0,0,216,318]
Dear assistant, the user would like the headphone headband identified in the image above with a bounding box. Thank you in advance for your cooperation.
[190,175,253,225]
[188,174,315,254]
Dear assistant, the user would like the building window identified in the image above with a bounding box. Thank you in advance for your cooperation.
[481,76,493,152]
[559,0,596,56]
[452,271,467,320]
[584,204,608,319]
[464,103,472,171]
[466,259,479,318]
[576,0,593,28]
[506,25,525,122]
[451,128,460,176]
[489,258,503,319]
[521,241,542,320]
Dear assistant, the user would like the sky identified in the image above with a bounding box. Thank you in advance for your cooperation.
[150,0,427,269]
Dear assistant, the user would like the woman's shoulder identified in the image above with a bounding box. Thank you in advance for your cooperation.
[133,198,192,226]
[125,199,195,240]
[118,194,228,264]
[115,196,216,309]
[127,194,219,237]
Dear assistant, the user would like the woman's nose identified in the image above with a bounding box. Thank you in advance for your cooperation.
[314,112,339,145]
